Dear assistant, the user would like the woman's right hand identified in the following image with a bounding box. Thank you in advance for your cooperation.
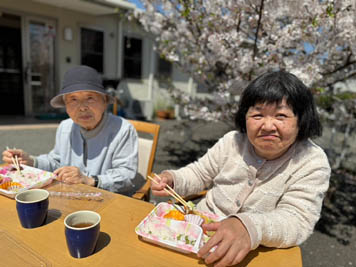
[150,172,174,197]
[2,148,34,167]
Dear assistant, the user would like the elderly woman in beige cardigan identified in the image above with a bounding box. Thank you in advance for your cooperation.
[151,70,330,267]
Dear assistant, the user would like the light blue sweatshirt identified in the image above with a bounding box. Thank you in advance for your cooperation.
[35,113,138,195]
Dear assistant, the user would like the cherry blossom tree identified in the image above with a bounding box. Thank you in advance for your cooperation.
[129,1,356,239]
[131,0,356,124]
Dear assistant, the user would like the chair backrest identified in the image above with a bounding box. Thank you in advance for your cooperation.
[128,120,160,200]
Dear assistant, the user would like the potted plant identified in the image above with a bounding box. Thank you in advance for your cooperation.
[154,99,175,119]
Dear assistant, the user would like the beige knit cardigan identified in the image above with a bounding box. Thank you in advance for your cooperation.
[168,131,330,250]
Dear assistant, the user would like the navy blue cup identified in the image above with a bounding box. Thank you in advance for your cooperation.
[15,189,49,229]
[64,210,101,258]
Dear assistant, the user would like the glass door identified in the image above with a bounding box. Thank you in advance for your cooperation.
[24,17,55,114]
[0,13,24,115]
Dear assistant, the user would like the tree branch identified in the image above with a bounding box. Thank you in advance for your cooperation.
[253,0,264,59]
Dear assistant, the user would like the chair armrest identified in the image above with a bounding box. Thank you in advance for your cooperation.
[132,179,151,201]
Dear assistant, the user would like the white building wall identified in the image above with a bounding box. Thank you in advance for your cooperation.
[333,78,356,93]
[0,0,195,119]
[0,0,121,90]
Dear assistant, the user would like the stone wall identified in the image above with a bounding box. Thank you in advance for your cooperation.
[314,125,356,172]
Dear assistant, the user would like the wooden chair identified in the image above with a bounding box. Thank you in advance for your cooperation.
[129,119,205,203]
[129,120,160,201]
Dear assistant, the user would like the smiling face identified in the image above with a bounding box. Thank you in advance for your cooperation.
[245,98,299,160]
[64,91,108,130]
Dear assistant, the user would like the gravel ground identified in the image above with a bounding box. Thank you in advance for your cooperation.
[0,116,355,267]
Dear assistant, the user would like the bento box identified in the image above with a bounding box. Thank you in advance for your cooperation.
[135,202,222,254]
[0,165,55,198]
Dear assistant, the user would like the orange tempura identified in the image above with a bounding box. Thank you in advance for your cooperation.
[164,210,185,221]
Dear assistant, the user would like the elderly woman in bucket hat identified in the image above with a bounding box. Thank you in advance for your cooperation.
[3,65,139,195]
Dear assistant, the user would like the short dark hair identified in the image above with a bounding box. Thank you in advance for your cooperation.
[234,70,322,141]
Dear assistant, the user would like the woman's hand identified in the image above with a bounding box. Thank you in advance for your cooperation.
[2,148,34,166]
[198,217,251,267]
[150,172,174,197]
[54,166,93,186]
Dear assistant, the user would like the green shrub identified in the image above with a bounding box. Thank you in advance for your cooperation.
[315,91,356,111]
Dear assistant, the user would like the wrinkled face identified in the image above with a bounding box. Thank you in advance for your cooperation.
[245,98,299,160]
[64,91,108,130]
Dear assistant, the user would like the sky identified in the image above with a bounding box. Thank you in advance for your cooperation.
[128,0,144,9]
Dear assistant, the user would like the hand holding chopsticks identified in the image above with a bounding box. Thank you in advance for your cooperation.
[4,147,34,168]
[147,173,192,213]
[5,146,23,176]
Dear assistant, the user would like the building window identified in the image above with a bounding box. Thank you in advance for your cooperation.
[123,36,142,79]
[196,82,210,93]
[157,55,172,78]
[81,28,104,73]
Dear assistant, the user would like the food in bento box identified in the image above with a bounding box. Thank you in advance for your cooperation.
[190,210,214,224]
[0,165,55,197]
[1,165,51,187]
[161,203,220,240]
[162,206,216,225]
[164,210,185,221]
[0,175,12,185]
[184,214,204,226]
[0,181,23,191]
[9,165,24,172]
[136,216,202,253]
[135,202,222,254]
[142,217,199,246]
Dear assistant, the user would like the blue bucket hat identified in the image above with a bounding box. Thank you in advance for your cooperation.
[50,65,115,108]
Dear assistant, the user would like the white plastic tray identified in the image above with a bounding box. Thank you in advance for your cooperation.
[0,165,55,198]
[135,202,222,254]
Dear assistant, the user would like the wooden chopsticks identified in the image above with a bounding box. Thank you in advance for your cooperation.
[147,174,192,212]
[6,146,22,175]
[153,173,191,209]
